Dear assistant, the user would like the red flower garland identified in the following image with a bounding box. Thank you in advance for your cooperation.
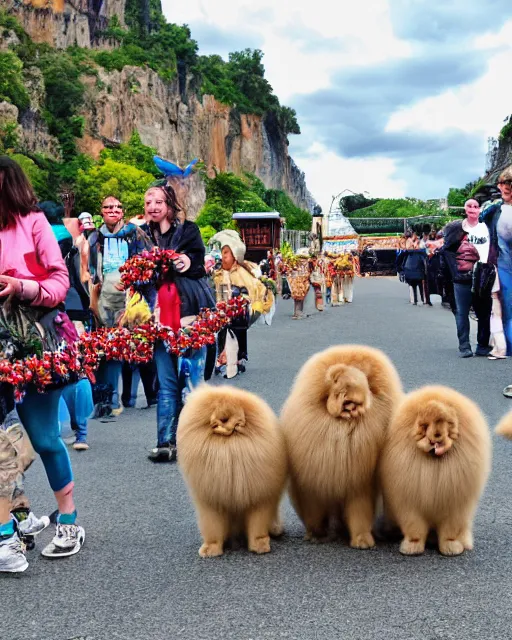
[119,247,180,292]
[0,297,248,398]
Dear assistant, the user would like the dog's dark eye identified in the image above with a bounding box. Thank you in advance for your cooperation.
[419,423,428,430]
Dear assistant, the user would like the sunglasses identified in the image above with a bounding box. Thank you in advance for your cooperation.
[102,204,123,210]
[498,181,512,188]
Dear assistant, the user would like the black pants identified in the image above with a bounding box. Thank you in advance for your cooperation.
[453,282,492,352]
[408,279,424,304]
[121,361,158,407]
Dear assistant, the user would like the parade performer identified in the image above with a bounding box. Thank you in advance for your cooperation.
[88,195,152,418]
[211,230,275,378]
[0,156,84,567]
[143,183,215,462]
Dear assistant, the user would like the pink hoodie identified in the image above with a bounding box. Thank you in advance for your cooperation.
[0,211,69,308]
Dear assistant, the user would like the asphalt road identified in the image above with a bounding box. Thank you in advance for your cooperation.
[3,277,512,640]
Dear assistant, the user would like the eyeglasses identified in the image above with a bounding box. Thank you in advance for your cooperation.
[498,181,512,188]
[102,204,123,210]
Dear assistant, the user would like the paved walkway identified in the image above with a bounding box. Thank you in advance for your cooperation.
[4,277,512,640]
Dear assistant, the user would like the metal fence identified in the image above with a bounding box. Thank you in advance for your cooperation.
[348,215,454,235]
[281,229,310,252]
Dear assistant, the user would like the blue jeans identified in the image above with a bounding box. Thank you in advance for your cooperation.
[453,282,491,352]
[154,342,180,447]
[498,264,512,356]
[96,360,122,409]
[17,386,73,492]
[61,379,94,443]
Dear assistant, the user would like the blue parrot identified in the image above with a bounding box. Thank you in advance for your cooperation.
[153,156,198,178]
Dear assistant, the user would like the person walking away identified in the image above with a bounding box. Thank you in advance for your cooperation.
[402,249,428,305]
[442,199,495,358]
[0,156,84,567]
[88,196,152,418]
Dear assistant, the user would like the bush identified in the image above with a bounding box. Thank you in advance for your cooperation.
[0,51,29,110]
[196,201,234,231]
[264,188,311,230]
[9,153,52,200]
[346,198,442,219]
[199,225,218,244]
[75,158,155,218]
[101,130,160,176]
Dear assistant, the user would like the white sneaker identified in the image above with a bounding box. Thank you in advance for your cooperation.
[41,523,85,558]
[17,512,50,537]
[0,532,28,573]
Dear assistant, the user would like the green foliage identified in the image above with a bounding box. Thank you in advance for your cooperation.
[447,179,483,207]
[9,153,52,200]
[274,105,301,136]
[346,198,442,219]
[34,51,85,159]
[0,10,30,44]
[0,121,20,152]
[339,193,380,214]
[194,50,300,135]
[0,51,29,110]
[199,225,218,244]
[499,116,512,141]
[100,130,159,176]
[264,189,311,230]
[75,158,155,218]
[196,201,234,232]
[99,15,128,43]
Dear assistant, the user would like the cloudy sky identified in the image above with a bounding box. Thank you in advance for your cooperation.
[162,0,512,212]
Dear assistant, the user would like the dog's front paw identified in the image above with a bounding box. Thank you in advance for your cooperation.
[199,542,224,558]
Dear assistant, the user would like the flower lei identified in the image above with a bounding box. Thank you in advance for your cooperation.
[0,297,248,399]
[119,247,180,292]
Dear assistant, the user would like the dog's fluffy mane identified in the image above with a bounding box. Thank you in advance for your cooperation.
[177,385,287,514]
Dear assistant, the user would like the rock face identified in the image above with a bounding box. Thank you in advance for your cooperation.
[486,135,512,182]
[3,0,126,48]
[4,1,315,217]
[77,67,314,216]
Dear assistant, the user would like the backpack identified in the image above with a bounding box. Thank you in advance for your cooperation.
[58,238,90,321]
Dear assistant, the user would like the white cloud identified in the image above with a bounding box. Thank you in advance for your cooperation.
[162,0,512,208]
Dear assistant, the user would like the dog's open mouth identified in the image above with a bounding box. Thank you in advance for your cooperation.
[429,442,447,457]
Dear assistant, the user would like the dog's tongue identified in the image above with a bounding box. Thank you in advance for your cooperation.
[434,442,443,456]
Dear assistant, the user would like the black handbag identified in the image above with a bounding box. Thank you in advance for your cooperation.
[472,262,496,298]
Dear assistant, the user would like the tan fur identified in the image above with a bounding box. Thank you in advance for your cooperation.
[379,386,491,557]
[495,411,512,439]
[177,385,287,558]
[280,345,403,548]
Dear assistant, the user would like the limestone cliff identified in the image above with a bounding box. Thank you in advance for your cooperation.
[486,134,512,182]
[3,0,125,48]
[2,1,315,218]
[76,66,314,216]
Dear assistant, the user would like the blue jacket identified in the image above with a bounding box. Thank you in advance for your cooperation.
[479,199,503,265]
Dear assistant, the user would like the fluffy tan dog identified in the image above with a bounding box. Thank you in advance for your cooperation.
[177,385,287,558]
[280,345,403,549]
[496,411,512,439]
[380,385,491,556]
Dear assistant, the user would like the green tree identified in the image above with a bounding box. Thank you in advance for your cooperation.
[101,130,159,176]
[275,105,301,136]
[264,189,311,230]
[339,193,379,213]
[226,49,278,114]
[198,224,218,244]
[0,51,29,110]
[9,153,52,200]
[195,201,234,231]
[75,158,155,218]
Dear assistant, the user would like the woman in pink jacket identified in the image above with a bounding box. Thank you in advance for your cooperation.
[0,156,84,572]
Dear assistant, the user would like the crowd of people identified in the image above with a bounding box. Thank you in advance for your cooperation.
[397,165,512,365]
[0,155,274,572]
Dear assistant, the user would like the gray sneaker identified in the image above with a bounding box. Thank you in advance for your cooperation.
[17,512,50,537]
[0,532,28,573]
[41,523,85,558]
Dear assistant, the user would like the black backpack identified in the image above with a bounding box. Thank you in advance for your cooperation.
[58,238,90,321]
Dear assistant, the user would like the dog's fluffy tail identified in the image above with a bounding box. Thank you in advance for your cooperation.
[496,411,512,439]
